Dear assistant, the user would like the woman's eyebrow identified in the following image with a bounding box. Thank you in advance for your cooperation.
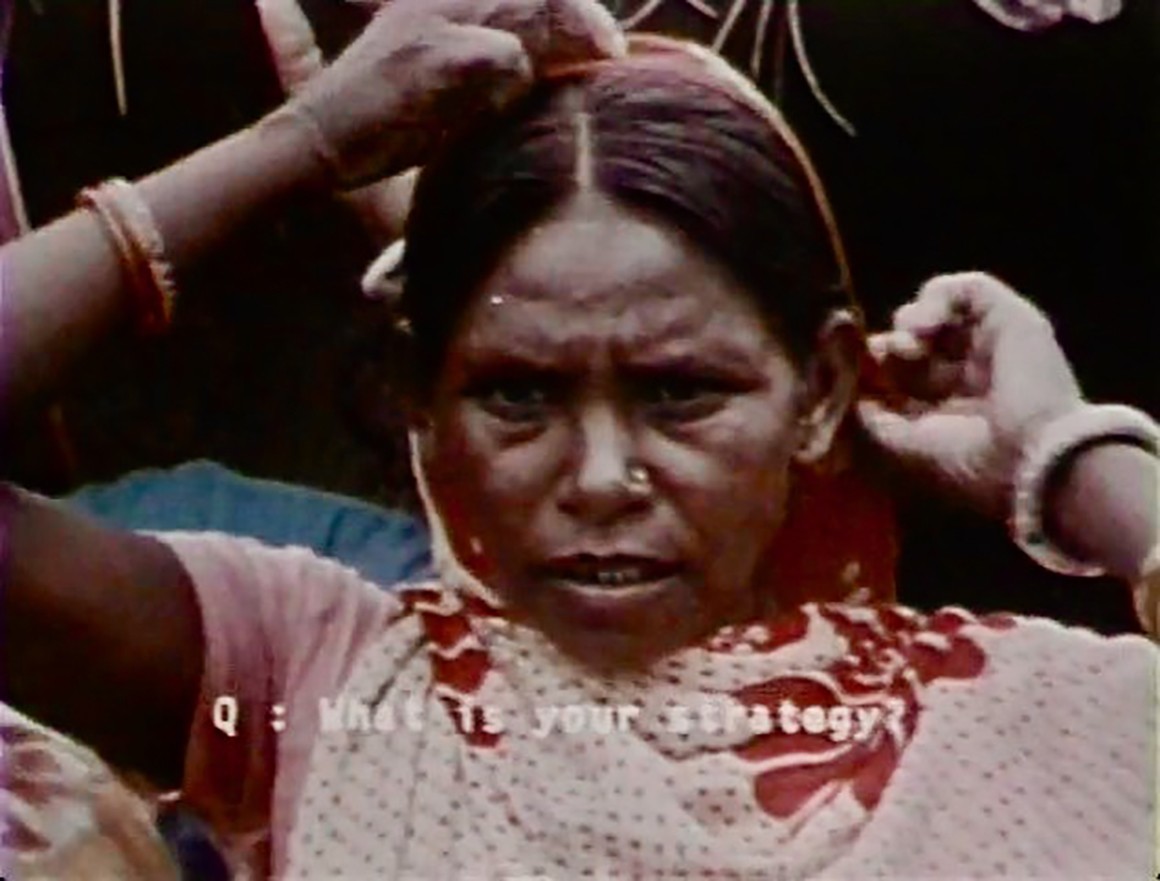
[457,348,559,372]
[620,337,768,374]
[454,341,582,381]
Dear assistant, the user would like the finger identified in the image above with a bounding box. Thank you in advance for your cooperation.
[872,354,973,404]
[868,330,976,401]
[857,400,991,479]
[434,22,536,112]
[868,330,927,362]
[543,0,627,63]
[428,0,626,66]
[365,21,532,175]
[892,272,1063,402]
[893,272,1032,339]
[918,358,969,401]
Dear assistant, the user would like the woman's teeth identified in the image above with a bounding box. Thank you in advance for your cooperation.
[543,556,678,590]
[591,567,646,587]
[551,563,671,588]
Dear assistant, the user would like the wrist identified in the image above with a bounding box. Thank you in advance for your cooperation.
[253,104,338,193]
[1009,403,1160,578]
[1044,441,1159,579]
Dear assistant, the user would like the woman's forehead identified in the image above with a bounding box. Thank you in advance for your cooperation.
[478,196,751,315]
[455,292,776,370]
[450,201,783,370]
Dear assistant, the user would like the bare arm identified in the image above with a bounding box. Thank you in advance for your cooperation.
[1046,444,1158,581]
[0,114,329,789]
[1,487,203,789]
[2,113,327,413]
[860,272,1158,587]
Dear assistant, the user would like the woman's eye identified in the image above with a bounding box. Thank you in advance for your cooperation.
[472,380,555,421]
[638,376,732,419]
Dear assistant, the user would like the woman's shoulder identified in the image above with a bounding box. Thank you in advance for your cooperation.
[817,606,1156,872]
[802,600,1155,703]
[823,602,1157,749]
[149,529,406,606]
[815,600,1154,653]
[146,529,417,687]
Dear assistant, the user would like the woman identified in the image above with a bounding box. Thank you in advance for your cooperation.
[2,2,1157,879]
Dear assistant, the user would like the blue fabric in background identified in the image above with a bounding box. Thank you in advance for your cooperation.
[64,460,433,589]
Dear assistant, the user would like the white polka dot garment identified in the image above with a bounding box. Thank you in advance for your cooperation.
[284,582,1157,879]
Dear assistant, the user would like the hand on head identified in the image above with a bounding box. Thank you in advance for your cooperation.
[858,272,1084,517]
[285,0,626,187]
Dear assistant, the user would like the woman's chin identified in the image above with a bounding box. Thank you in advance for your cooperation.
[550,629,679,677]
[516,577,712,674]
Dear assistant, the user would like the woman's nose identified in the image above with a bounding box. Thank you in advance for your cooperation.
[558,407,650,523]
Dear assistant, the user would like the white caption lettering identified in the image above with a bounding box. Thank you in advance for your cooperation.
[212,696,239,737]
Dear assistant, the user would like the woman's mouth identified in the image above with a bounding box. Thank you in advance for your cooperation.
[538,555,682,591]
[530,554,693,644]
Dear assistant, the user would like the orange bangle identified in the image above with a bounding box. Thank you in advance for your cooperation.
[78,178,177,335]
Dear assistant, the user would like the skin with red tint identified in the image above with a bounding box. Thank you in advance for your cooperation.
[419,193,857,672]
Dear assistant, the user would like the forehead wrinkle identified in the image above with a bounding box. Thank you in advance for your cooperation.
[458,300,591,368]
[459,196,784,371]
[461,288,775,376]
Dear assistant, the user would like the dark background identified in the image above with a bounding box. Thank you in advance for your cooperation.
[2,0,1156,631]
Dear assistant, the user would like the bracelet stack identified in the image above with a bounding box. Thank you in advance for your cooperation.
[77,178,178,335]
[1010,403,1160,577]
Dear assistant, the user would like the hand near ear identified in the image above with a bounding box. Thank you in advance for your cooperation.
[857,272,1084,517]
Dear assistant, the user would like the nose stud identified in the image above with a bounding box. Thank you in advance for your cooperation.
[625,464,652,495]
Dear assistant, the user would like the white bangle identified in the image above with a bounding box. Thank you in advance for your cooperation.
[1010,403,1160,577]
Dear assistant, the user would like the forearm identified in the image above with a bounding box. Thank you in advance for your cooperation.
[1,484,204,788]
[0,110,328,412]
[1045,443,1159,581]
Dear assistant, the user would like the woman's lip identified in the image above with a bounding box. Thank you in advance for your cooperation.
[542,574,681,624]
[538,554,681,579]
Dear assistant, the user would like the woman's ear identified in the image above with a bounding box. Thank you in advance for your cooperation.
[794,310,863,464]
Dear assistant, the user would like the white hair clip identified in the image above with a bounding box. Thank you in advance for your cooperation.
[361,238,407,302]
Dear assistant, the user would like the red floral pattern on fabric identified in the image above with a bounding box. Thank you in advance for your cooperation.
[406,585,1015,825]
[0,706,178,879]
[399,449,1017,826]
[406,445,902,749]
[405,588,503,747]
[726,604,1015,820]
[0,722,70,855]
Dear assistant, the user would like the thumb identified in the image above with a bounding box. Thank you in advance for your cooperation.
[543,0,628,64]
[857,400,991,478]
[438,22,536,112]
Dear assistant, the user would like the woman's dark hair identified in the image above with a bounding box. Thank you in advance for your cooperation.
[394,40,855,402]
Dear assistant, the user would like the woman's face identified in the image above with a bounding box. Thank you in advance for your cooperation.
[422,195,844,670]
